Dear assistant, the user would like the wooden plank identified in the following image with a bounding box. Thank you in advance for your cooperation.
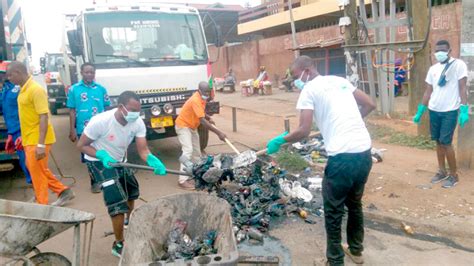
[407,0,431,136]
[378,0,390,115]
[359,0,377,104]
[388,0,396,114]
[457,0,474,169]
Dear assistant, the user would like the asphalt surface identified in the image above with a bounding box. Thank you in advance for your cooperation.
[0,76,473,265]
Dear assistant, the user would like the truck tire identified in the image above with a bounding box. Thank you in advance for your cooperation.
[198,124,209,151]
[49,103,58,115]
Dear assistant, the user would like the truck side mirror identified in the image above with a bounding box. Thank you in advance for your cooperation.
[40,57,46,67]
[67,30,83,56]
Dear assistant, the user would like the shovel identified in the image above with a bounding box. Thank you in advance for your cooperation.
[232,131,321,168]
[220,137,259,169]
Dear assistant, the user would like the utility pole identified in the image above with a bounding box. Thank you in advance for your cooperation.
[458,0,474,169]
[408,0,431,136]
[342,0,359,87]
[288,0,298,58]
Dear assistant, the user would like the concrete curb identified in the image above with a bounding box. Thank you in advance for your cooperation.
[364,210,474,245]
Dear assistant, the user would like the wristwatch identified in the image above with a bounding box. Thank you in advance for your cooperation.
[37,144,46,148]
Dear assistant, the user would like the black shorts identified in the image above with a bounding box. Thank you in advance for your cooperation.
[87,161,140,216]
[429,109,458,145]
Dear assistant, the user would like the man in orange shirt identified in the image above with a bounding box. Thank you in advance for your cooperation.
[175,81,226,190]
[7,61,74,206]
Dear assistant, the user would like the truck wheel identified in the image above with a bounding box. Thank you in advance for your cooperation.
[49,103,58,115]
[198,124,209,151]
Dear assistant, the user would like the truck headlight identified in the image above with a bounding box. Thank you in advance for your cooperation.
[151,105,161,116]
[163,103,174,114]
[48,89,54,94]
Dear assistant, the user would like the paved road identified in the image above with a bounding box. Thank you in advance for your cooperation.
[0,77,473,264]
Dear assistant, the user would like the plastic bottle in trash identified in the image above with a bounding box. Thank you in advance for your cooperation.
[247,227,264,242]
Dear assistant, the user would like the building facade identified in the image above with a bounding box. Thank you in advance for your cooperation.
[209,0,462,84]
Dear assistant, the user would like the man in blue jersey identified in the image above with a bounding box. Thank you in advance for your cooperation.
[67,63,110,193]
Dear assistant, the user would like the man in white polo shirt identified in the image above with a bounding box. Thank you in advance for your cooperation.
[77,91,167,258]
[413,40,469,188]
[266,56,376,266]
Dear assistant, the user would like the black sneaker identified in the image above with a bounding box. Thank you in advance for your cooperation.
[442,175,458,188]
[111,241,123,258]
[431,170,448,184]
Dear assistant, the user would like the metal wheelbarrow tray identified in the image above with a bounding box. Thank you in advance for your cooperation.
[0,199,95,265]
[120,193,238,266]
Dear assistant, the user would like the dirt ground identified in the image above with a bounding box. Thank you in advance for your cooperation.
[1,83,473,265]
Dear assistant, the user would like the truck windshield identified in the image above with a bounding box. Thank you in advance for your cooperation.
[46,55,63,72]
[84,11,208,68]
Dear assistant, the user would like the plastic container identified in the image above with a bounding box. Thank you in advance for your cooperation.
[120,193,238,266]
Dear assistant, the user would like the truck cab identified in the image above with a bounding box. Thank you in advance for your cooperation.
[64,3,221,148]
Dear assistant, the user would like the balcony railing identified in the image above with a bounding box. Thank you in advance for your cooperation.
[239,0,301,23]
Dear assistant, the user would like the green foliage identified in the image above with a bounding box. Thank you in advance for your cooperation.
[275,150,309,172]
[367,123,436,150]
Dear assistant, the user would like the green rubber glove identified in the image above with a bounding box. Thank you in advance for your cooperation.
[459,104,470,128]
[95,150,117,169]
[267,132,288,155]
[413,104,427,124]
[147,154,166,175]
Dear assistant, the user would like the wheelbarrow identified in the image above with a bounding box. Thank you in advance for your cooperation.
[120,193,238,265]
[0,199,95,265]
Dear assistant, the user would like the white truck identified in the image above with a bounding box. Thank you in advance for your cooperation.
[62,2,222,148]
[40,53,69,115]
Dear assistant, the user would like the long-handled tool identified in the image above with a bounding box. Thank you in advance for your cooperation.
[110,162,190,176]
[50,151,77,186]
[111,162,224,184]
[232,131,321,168]
[224,138,241,155]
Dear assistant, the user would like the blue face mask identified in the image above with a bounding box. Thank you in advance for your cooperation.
[435,51,449,63]
[121,105,140,123]
[294,71,308,90]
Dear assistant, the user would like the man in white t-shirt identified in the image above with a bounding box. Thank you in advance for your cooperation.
[77,91,167,258]
[266,56,376,266]
[413,40,470,188]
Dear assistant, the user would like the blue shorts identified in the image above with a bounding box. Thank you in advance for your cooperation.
[429,109,458,145]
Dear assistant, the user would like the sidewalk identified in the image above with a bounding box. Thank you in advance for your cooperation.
[206,89,474,263]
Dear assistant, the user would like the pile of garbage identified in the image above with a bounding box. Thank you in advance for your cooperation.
[192,155,324,243]
[291,135,386,164]
[159,219,217,262]
[291,136,328,164]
